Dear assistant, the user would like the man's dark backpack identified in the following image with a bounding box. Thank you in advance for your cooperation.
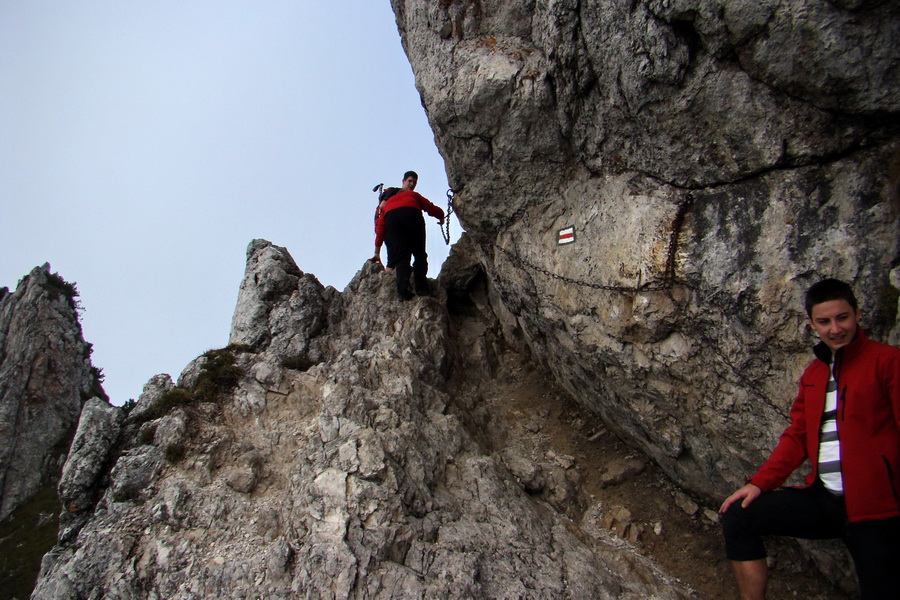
[374,186,400,223]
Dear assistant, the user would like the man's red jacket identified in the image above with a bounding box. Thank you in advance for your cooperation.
[374,191,444,248]
[748,329,900,523]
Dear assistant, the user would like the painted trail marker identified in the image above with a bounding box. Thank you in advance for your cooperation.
[557,226,576,245]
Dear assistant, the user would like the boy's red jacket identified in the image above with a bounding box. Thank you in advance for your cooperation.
[748,329,900,523]
[374,191,444,247]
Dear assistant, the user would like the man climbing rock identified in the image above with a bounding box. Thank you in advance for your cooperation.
[718,278,900,600]
[374,171,444,300]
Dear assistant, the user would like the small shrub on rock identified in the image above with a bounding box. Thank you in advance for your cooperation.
[193,348,243,403]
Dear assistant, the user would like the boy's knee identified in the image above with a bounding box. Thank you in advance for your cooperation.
[720,502,767,561]
[720,501,747,534]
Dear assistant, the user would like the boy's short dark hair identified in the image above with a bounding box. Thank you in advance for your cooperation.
[805,278,858,317]
[403,170,418,181]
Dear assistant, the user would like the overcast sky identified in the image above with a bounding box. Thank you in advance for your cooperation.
[1,1,459,404]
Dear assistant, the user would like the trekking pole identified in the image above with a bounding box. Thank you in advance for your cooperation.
[369,183,385,263]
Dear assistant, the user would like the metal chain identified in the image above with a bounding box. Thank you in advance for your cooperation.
[442,188,456,245]
[494,245,677,292]
[494,194,694,294]
[442,187,695,293]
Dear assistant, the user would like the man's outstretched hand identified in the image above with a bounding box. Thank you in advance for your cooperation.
[719,483,762,514]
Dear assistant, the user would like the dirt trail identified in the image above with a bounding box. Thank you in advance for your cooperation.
[445,299,853,599]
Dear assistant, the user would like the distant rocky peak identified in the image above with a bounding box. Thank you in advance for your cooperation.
[0,265,102,521]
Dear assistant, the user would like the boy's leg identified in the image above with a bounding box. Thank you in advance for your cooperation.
[843,516,900,600]
[731,559,767,600]
[721,485,844,598]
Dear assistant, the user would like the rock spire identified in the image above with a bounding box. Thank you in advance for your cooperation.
[0,265,102,521]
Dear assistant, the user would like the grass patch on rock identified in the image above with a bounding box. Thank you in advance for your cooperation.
[138,346,248,423]
[193,347,244,403]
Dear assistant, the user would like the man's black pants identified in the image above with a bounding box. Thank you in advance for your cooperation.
[385,207,428,298]
[720,482,900,599]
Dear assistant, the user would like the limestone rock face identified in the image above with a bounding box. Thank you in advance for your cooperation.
[229,239,336,361]
[33,241,691,599]
[393,0,900,499]
[57,398,123,540]
[0,266,100,520]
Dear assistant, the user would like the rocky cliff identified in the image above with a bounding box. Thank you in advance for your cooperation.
[0,265,102,522]
[393,0,900,501]
[33,241,706,599]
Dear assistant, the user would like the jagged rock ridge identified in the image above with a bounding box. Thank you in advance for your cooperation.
[33,241,694,599]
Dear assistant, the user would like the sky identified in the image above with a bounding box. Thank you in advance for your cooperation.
[1,1,460,405]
